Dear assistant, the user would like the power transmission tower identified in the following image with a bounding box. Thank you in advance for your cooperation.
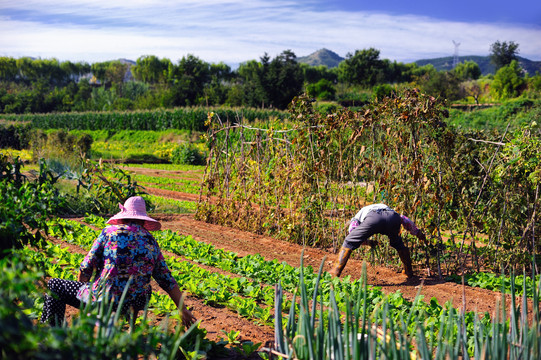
[452,40,461,68]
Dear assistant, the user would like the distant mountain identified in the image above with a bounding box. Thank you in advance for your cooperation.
[118,58,136,66]
[297,49,541,76]
[297,48,344,68]
[118,58,136,82]
[415,55,541,76]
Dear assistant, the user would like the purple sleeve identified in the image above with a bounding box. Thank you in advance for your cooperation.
[79,229,106,277]
[152,249,178,292]
[400,215,420,236]
[348,219,360,233]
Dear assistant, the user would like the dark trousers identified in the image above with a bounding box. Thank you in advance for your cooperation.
[41,278,84,326]
[343,210,406,251]
[41,278,149,326]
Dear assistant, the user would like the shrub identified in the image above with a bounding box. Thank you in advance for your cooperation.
[171,143,206,165]
[0,122,32,150]
[0,156,64,256]
[372,83,394,100]
[306,79,336,100]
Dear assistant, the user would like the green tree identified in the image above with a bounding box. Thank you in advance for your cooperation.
[265,50,303,109]
[59,60,90,84]
[236,59,265,107]
[490,41,519,70]
[306,78,336,100]
[418,70,461,101]
[91,60,128,87]
[380,59,411,83]
[235,51,303,109]
[0,57,18,82]
[491,60,524,99]
[453,60,481,81]
[201,62,232,106]
[526,72,541,93]
[300,63,337,84]
[460,80,483,104]
[132,55,171,84]
[337,48,387,86]
[166,54,210,106]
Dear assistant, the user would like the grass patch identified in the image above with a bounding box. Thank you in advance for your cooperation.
[146,194,197,214]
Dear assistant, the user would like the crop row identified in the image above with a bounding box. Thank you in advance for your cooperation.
[73,216,501,344]
[122,163,205,172]
[145,194,198,213]
[447,272,540,299]
[4,107,288,131]
[135,173,202,194]
[46,219,278,325]
[39,216,541,357]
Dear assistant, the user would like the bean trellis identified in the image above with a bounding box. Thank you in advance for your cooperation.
[196,90,540,276]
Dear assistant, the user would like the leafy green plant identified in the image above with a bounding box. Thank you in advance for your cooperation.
[132,173,201,194]
[447,271,541,298]
[270,256,541,360]
[171,143,206,165]
[0,155,64,256]
[233,341,263,358]
[220,329,241,345]
[0,250,211,360]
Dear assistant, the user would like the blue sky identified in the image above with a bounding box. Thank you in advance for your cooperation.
[1,0,540,66]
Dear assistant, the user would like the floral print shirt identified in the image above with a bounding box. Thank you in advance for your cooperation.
[77,223,177,305]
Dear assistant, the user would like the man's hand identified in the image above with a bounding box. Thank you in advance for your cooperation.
[417,231,427,243]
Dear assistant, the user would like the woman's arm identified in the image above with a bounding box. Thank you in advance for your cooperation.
[167,284,196,327]
[79,231,106,282]
[78,271,90,282]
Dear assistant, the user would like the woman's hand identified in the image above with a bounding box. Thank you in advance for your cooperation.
[181,307,196,327]
[78,271,90,282]
[168,285,197,327]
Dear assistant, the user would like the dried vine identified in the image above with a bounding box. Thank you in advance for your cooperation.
[196,91,541,275]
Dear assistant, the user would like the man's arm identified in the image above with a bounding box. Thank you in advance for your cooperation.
[400,214,427,242]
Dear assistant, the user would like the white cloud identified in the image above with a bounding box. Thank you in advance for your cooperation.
[0,0,539,64]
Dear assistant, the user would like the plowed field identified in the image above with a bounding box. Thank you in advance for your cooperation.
[53,165,533,349]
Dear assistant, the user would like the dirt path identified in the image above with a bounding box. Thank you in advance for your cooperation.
[155,213,531,319]
[115,169,536,347]
[47,210,535,354]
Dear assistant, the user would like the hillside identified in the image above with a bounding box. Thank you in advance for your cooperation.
[415,55,541,75]
[297,48,344,68]
[297,49,541,76]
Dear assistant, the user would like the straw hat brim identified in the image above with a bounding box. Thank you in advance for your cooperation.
[106,213,161,231]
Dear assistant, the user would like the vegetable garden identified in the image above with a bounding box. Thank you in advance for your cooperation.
[1,91,541,359]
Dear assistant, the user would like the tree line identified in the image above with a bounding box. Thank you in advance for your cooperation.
[0,41,539,114]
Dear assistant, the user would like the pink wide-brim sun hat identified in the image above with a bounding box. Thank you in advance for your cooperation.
[106,196,161,231]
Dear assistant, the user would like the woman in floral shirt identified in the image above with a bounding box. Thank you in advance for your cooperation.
[41,196,195,327]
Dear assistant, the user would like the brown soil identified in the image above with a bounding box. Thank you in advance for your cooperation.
[137,186,537,347]
[155,213,526,316]
[45,168,536,355]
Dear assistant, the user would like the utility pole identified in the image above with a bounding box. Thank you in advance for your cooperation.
[452,40,461,68]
